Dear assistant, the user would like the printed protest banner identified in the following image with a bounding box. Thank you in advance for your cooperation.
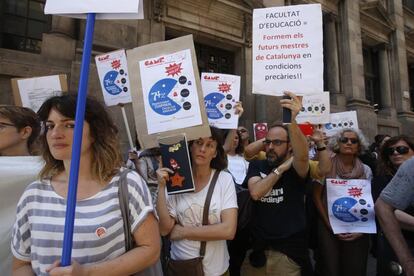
[11,75,67,112]
[95,49,132,106]
[44,0,144,19]
[201,73,240,129]
[127,35,210,149]
[326,178,376,234]
[0,157,43,275]
[253,122,268,141]
[159,134,195,195]
[323,110,359,137]
[296,92,330,124]
[252,4,323,96]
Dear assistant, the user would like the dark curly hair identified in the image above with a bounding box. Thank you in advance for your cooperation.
[377,135,414,176]
[37,94,123,182]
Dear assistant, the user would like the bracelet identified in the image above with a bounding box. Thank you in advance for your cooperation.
[317,146,326,151]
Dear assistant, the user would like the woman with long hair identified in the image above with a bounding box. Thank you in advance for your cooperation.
[11,94,160,275]
[313,128,372,276]
[156,127,238,275]
[372,135,414,275]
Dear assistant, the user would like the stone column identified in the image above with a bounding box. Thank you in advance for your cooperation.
[378,45,392,110]
[324,14,340,94]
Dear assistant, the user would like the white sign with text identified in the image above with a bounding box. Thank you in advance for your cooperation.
[296,92,330,124]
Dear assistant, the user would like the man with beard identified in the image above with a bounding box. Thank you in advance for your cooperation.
[246,91,311,276]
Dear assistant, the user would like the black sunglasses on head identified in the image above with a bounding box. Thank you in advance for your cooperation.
[385,146,410,156]
[263,139,289,146]
[339,137,359,144]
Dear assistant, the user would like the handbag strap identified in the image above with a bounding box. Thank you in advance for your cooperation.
[199,170,220,257]
[118,168,134,251]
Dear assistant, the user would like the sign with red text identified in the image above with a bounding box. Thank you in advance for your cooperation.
[326,178,376,234]
[296,92,330,124]
[139,49,203,135]
[252,4,323,96]
[95,49,131,106]
[201,73,240,129]
[44,0,144,19]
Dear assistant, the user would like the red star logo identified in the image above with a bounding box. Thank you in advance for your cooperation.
[170,172,185,188]
[111,59,121,70]
[348,187,363,197]
[218,83,231,93]
[165,63,183,77]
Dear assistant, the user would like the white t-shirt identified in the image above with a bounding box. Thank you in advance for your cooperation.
[166,170,237,276]
[227,154,249,185]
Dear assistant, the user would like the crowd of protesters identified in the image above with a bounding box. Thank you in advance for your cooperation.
[1,90,414,276]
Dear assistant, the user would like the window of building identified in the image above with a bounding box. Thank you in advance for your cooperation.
[195,43,235,74]
[1,0,51,53]
[363,47,381,108]
[403,0,414,12]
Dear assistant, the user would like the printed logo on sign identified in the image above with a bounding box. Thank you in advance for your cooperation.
[218,83,231,93]
[204,75,220,81]
[329,179,348,185]
[145,57,165,67]
[348,187,363,197]
[98,54,110,62]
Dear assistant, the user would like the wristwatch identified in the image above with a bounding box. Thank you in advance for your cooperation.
[316,146,326,151]
[273,167,280,176]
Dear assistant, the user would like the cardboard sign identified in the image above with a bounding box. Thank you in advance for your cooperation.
[252,4,323,96]
[201,73,240,129]
[11,75,68,112]
[253,122,268,141]
[127,35,210,149]
[326,178,376,234]
[323,111,359,137]
[159,134,195,195]
[44,0,144,20]
[296,92,330,124]
[95,49,131,106]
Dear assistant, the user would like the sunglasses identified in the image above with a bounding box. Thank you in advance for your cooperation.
[263,139,289,146]
[385,146,410,156]
[339,137,359,144]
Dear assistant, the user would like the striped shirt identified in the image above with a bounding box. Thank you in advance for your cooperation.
[11,169,153,276]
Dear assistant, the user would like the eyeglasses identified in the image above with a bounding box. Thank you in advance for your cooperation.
[0,122,16,131]
[238,129,247,133]
[263,139,289,146]
[385,146,410,156]
[339,137,359,144]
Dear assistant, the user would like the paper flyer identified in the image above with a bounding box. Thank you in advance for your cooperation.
[253,123,268,141]
[44,0,144,20]
[139,49,203,135]
[201,73,240,129]
[159,134,195,195]
[95,49,132,106]
[326,178,377,234]
[296,92,330,124]
[252,4,323,96]
[323,110,359,137]
[12,75,67,112]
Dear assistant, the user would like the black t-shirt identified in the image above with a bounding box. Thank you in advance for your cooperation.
[246,159,307,241]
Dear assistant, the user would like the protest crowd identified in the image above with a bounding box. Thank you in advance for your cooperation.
[1,2,414,276]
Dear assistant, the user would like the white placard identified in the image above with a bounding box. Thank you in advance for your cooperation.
[0,157,43,275]
[44,0,143,20]
[252,4,323,96]
[95,49,131,106]
[139,49,203,135]
[16,75,64,112]
[296,92,330,124]
[323,111,359,137]
[201,73,240,129]
[326,178,376,234]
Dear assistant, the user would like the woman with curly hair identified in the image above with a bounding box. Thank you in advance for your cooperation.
[11,94,160,275]
[372,135,414,276]
[313,128,372,276]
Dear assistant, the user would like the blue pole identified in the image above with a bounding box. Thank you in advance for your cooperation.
[61,13,96,266]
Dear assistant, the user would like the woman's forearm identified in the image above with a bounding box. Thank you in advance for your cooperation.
[156,185,175,235]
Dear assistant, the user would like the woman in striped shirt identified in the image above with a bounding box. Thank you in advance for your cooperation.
[11,94,160,276]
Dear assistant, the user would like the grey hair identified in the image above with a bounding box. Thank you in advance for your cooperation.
[328,128,369,154]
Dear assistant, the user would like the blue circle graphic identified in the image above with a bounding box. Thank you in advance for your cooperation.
[331,197,359,222]
[204,92,225,120]
[148,78,181,115]
[103,71,122,95]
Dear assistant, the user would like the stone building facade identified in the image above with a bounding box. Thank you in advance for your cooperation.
[1,0,414,150]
